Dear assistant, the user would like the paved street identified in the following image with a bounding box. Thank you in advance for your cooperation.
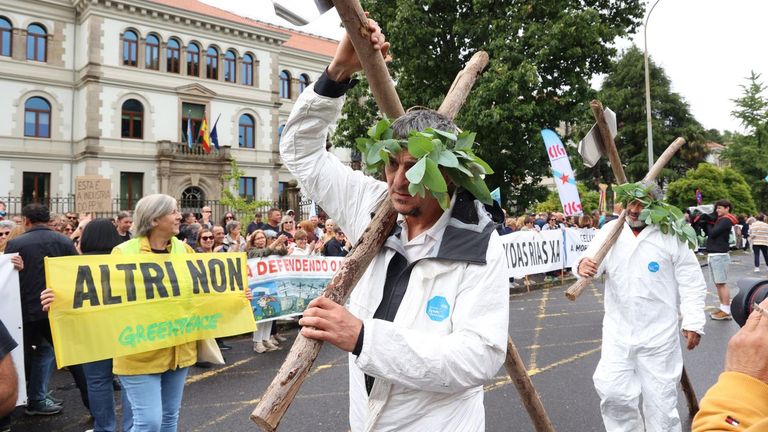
[9,251,755,432]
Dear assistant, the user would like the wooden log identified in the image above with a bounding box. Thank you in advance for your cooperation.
[565,137,686,301]
[505,337,556,432]
[590,100,628,185]
[332,0,405,119]
[438,51,489,119]
[251,199,398,432]
[681,366,699,417]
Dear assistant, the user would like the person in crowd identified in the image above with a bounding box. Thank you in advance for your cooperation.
[692,297,768,431]
[182,223,202,250]
[280,18,508,430]
[211,225,226,250]
[576,194,706,432]
[220,212,236,228]
[115,211,133,242]
[739,214,750,251]
[706,199,739,320]
[541,214,560,231]
[0,320,18,418]
[199,206,213,230]
[69,218,133,432]
[298,220,319,243]
[322,227,349,257]
[110,194,195,432]
[246,212,266,236]
[498,217,514,235]
[0,201,6,221]
[222,220,246,252]
[309,214,324,240]
[181,212,197,225]
[578,214,594,229]
[0,220,13,253]
[263,208,281,235]
[277,216,297,241]
[4,204,80,416]
[749,215,768,272]
[519,216,536,231]
[195,228,223,253]
[321,218,336,243]
[289,230,323,256]
[246,230,288,353]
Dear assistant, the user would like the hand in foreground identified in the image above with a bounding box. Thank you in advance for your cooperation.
[682,330,701,350]
[725,297,768,383]
[577,257,598,278]
[10,255,23,271]
[40,288,55,312]
[327,14,390,82]
[299,296,362,352]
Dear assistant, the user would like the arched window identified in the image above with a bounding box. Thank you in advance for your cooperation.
[121,99,144,139]
[145,34,160,70]
[26,24,47,62]
[206,46,218,79]
[0,17,12,57]
[279,70,291,99]
[166,38,180,73]
[224,50,236,83]
[187,42,200,76]
[122,30,138,67]
[180,186,204,210]
[242,54,254,86]
[24,97,51,138]
[299,73,310,93]
[239,114,255,148]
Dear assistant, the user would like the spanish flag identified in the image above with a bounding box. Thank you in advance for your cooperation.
[199,116,211,154]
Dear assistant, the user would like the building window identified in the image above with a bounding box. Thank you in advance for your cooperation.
[181,102,205,144]
[299,73,310,93]
[167,38,180,74]
[279,70,291,99]
[121,99,144,139]
[205,46,218,79]
[26,24,47,62]
[122,30,138,67]
[0,17,12,57]
[180,186,204,209]
[120,172,143,210]
[224,50,236,83]
[238,114,255,148]
[24,97,51,138]
[145,34,160,70]
[242,54,253,86]
[278,181,289,208]
[22,172,50,206]
[239,177,256,201]
[187,42,200,76]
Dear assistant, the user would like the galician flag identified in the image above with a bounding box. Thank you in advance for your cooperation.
[199,116,211,154]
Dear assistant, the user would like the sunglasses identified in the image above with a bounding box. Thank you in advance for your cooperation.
[201,235,214,240]
[225,216,234,220]
[0,232,9,237]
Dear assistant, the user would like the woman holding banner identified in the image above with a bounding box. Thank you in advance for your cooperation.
[111,194,195,432]
[246,229,287,353]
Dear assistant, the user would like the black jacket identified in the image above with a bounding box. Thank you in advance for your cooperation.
[5,225,79,322]
[705,214,738,253]
[323,238,348,257]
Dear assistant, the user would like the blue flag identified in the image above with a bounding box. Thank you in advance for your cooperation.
[490,187,501,204]
[186,112,193,149]
[210,114,221,150]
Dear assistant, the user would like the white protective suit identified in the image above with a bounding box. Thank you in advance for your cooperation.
[574,219,706,432]
[280,83,509,432]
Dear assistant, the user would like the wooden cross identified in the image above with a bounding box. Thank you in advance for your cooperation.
[250,1,555,431]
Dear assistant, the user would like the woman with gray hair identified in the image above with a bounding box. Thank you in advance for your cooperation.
[111,193,195,432]
[222,219,246,252]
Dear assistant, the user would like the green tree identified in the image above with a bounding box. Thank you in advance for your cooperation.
[731,71,768,147]
[220,160,272,219]
[578,46,707,185]
[534,183,599,214]
[666,163,756,215]
[332,0,644,212]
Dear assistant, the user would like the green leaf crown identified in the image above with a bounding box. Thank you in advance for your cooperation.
[355,118,494,210]
[614,182,698,250]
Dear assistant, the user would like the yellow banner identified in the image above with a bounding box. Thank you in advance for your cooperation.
[45,253,256,367]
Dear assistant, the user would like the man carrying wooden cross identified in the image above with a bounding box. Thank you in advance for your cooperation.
[280,19,509,432]
[575,180,707,432]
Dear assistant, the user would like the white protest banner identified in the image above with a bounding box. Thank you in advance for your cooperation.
[541,129,583,216]
[563,227,598,268]
[499,229,565,278]
[0,254,27,405]
[247,256,344,323]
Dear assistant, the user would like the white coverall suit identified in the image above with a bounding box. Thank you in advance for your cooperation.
[574,220,706,432]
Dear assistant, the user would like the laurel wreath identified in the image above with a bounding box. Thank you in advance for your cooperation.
[355,118,493,209]
[614,182,698,249]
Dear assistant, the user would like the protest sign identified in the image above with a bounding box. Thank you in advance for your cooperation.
[0,255,27,405]
[247,256,344,322]
[499,229,565,278]
[75,176,112,213]
[563,227,598,268]
[45,253,256,367]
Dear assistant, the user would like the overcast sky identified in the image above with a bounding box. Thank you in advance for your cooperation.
[203,0,767,134]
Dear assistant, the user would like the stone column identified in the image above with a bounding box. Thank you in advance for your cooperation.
[180,45,188,76]
[254,59,260,88]
[11,28,24,61]
[290,78,299,100]
[138,37,145,68]
[159,41,167,72]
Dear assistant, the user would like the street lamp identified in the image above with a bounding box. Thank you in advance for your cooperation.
[644,0,662,171]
